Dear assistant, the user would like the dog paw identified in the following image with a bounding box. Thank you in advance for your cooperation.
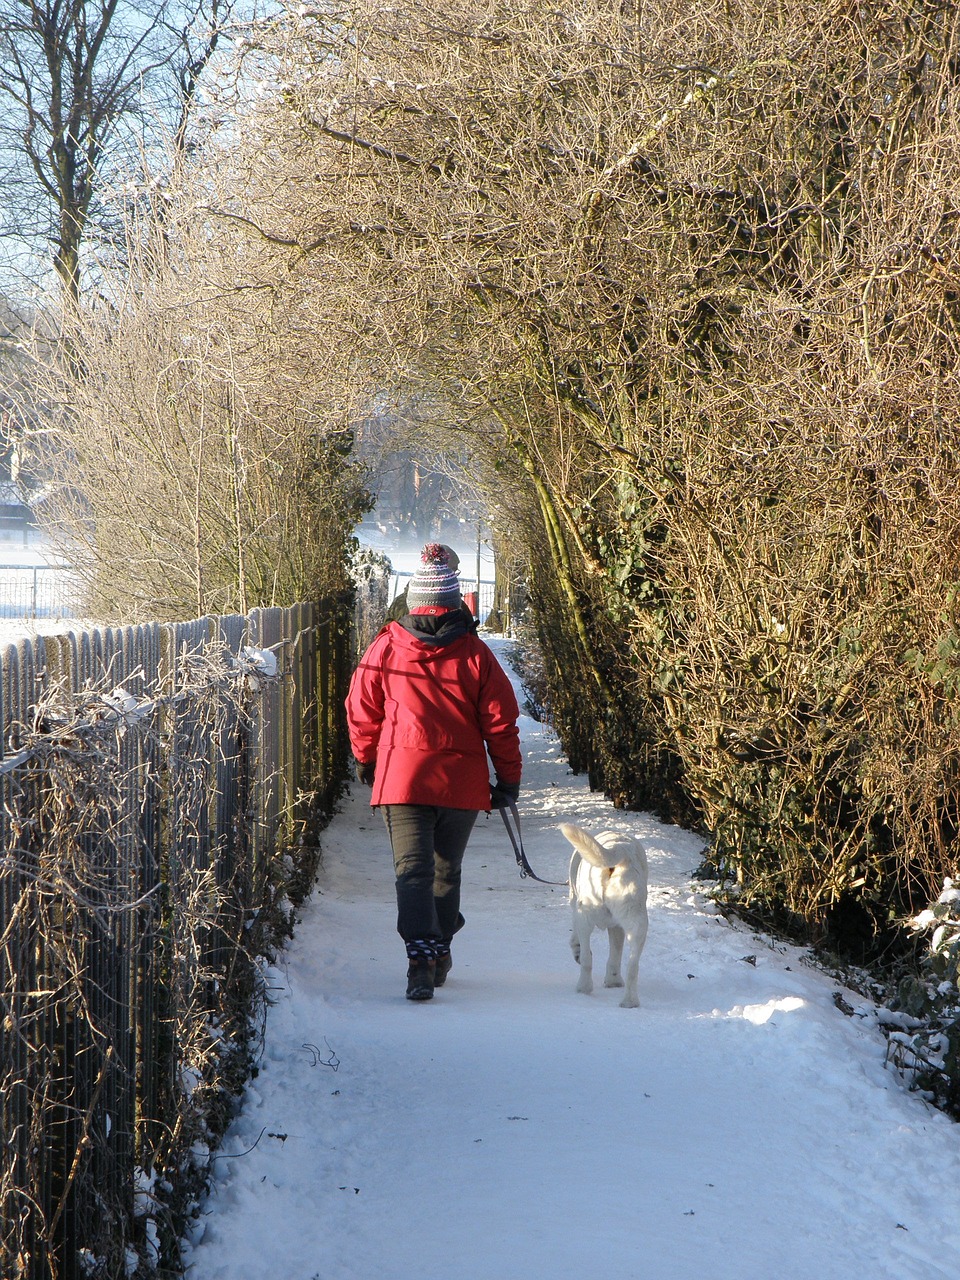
[576,979,593,995]
[619,994,639,1009]
[604,977,625,989]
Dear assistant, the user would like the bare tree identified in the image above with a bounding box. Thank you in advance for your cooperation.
[231,0,960,944]
[24,124,372,620]
[0,0,234,306]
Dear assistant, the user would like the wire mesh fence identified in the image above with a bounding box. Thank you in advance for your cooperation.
[0,564,82,620]
[0,599,352,1280]
[387,571,496,623]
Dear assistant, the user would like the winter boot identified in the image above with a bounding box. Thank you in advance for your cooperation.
[405,940,437,1001]
[434,943,452,988]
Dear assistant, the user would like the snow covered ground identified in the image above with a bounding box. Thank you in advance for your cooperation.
[182,638,960,1280]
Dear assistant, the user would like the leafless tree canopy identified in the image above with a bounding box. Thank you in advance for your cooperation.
[204,0,960,945]
[9,0,960,946]
[0,0,236,302]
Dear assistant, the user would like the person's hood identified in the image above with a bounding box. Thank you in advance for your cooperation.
[393,611,471,650]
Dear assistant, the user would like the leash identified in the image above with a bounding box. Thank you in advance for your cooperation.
[498,800,568,887]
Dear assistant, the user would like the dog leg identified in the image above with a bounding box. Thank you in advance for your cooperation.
[604,925,625,988]
[620,914,649,1009]
[569,852,582,966]
[575,917,594,995]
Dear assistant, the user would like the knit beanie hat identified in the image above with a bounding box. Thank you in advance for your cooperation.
[407,543,463,613]
[437,543,460,573]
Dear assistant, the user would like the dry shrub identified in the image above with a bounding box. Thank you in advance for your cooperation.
[22,143,371,623]
[135,0,960,950]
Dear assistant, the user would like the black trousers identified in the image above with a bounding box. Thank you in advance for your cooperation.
[381,805,479,944]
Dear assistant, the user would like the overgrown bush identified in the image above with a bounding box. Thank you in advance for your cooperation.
[880,880,960,1117]
[184,0,960,957]
[505,610,551,724]
[351,544,392,657]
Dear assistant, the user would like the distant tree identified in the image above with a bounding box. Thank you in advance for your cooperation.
[0,291,40,489]
[0,0,233,307]
[355,414,473,542]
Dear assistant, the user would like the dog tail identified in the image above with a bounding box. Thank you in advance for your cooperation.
[558,822,624,870]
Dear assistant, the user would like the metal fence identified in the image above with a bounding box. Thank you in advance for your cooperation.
[0,600,352,1280]
[388,571,497,623]
[0,564,81,620]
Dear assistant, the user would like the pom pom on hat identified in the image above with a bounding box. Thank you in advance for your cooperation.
[408,543,462,613]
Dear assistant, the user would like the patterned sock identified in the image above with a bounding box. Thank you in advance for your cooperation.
[405,938,437,961]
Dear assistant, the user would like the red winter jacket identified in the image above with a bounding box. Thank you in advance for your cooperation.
[345,620,521,810]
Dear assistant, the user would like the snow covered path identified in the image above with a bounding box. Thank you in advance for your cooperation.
[184,641,960,1280]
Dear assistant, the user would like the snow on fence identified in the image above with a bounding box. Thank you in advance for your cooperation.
[0,601,353,1280]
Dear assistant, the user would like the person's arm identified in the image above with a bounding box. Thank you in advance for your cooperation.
[478,649,522,785]
[345,636,387,764]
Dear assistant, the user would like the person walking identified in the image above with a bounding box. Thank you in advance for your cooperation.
[345,542,522,1001]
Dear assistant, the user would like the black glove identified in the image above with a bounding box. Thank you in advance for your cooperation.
[489,778,520,809]
[355,760,376,786]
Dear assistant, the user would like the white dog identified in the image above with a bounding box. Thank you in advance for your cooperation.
[559,822,649,1009]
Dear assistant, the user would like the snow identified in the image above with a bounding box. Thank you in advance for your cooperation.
[237,646,278,678]
[0,617,88,646]
[182,638,960,1280]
